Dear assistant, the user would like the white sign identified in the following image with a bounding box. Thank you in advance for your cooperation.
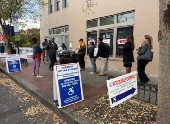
[103,39,110,44]
[94,48,98,57]
[53,63,84,108]
[118,39,127,44]
[107,71,137,108]
[6,54,22,73]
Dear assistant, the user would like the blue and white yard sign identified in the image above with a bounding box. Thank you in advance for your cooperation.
[6,54,22,73]
[107,71,137,108]
[53,63,84,108]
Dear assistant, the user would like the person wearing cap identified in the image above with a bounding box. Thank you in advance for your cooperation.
[46,37,58,71]
[42,38,48,63]
[77,38,86,71]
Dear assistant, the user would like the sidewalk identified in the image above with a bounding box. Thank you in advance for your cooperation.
[0,59,158,124]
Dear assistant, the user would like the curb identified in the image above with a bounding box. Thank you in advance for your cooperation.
[0,68,93,124]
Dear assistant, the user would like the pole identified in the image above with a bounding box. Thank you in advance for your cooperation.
[17,40,19,54]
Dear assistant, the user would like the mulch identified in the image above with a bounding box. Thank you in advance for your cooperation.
[76,94,157,124]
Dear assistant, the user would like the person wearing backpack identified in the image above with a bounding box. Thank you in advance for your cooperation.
[122,35,135,74]
[95,37,108,76]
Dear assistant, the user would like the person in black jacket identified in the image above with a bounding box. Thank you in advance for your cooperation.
[137,35,153,83]
[46,37,58,71]
[123,35,135,74]
[0,43,5,53]
[89,42,96,74]
[96,37,108,76]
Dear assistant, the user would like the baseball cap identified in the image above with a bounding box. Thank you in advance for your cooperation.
[50,37,55,40]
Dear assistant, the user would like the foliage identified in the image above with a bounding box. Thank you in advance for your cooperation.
[82,0,98,14]
[10,28,40,47]
[0,0,46,53]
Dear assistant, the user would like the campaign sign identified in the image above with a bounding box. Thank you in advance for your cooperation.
[107,71,137,108]
[53,63,84,108]
[6,54,22,73]
[118,39,127,44]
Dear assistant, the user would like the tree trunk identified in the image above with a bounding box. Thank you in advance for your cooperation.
[157,0,170,123]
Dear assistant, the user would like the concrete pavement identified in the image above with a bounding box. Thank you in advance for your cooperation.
[0,58,158,124]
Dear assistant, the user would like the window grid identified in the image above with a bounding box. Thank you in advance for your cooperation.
[56,0,60,11]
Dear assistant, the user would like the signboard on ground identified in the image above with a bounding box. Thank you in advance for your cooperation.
[53,63,84,108]
[107,71,137,108]
[6,54,22,73]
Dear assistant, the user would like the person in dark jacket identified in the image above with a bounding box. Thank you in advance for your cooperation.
[42,38,48,63]
[46,37,58,71]
[96,37,108,76]
[0,43,5,53]
[123,35,135,74]
[77,38,86,71]
[137,35,153,83]
[89,42,96,74]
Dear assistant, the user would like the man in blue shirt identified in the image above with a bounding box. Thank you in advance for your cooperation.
[42,39,48,63]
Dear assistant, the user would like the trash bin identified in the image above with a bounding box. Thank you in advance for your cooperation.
[59,50,77,64]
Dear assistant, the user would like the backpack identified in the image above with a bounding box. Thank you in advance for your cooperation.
[104,43,110,57]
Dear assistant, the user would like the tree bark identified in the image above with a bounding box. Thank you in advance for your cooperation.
[157,0,170,123]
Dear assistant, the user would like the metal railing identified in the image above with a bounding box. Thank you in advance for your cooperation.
[134,83,158,105]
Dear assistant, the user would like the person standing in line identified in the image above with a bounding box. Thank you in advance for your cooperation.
[46,37,58,71]
[95,37,108,76]
[42,39,48,63]
[122,35,135,74]
[89,41,97,74]
[58,43,67,53]
[77,38,86,71]
[0,43,5,53]
[32,37,43,78]
[137,35,153,83]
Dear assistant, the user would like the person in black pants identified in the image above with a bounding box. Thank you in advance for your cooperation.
[46,37,58,71]
[77,38,86,71]
[122,35,135,74]
[137,35,153,83]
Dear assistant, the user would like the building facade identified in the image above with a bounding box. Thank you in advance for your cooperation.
[40,0,159,75]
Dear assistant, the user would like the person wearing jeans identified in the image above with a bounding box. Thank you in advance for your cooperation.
[89,42,96,74]
[46,37,58,71]
[32,37,43,78]
[42,39,48,63]
[95,37,108,76]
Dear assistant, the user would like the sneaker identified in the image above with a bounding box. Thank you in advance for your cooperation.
[89,72,94,74]
[36,75,43,78]
[89,72,96,74]
[46,61,49,63]
[32,73,36,76]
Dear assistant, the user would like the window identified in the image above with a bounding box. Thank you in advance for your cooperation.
[116,27,133,57]
[49,30,52,35]
[99,30,114,55]
[49,0,53,13]
[63,0,68,8]
[56,0,60,11]
[53,29,61,34]
[65,27,69,32]
[100,16,114,26]
[87,20,97,28]
[117,11,134,23]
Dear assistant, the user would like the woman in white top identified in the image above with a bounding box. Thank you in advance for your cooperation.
[56,43,67,64]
